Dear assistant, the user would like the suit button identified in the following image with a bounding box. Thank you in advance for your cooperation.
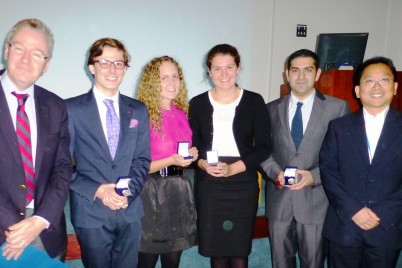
[20,185,27,190]
[112,165,117,169]
[19,212,25,216]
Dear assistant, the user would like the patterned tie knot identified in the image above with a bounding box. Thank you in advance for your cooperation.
[12,92,29,109]
[103,99,114,108]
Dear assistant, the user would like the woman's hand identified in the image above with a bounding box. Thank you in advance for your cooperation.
[171,154,193,167]
[206,162,231,177]
[200,159,245,178]
[188,147,198,161]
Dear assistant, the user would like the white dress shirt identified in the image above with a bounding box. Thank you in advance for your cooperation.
[288,90,316,134]
[363,106,388,163]
[93,86,120,143]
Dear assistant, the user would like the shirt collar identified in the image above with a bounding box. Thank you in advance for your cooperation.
[363,106,389,120]
[93,86,119,103]
[290,89,316,106]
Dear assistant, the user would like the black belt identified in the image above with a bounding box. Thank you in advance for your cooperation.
[152,166,184,177]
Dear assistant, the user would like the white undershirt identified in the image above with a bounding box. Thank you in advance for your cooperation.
[363,106,388,163]
[209,89,243,157]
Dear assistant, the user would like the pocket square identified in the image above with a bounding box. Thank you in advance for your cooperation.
[129,119,139,128]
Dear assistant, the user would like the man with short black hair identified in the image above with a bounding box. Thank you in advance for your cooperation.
[320,56,402,268]
[261,49,349,268]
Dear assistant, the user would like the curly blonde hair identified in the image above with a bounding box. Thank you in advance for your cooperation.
[136,56,189,135]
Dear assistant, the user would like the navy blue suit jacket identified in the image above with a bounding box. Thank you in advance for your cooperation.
[67,90,150,228]
[320,107,402,249]
[0,69,72,257]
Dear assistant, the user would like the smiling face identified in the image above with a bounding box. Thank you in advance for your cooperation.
[208,54,239,91]
[159,60,181,109]
[355,63,398,116]
[4,27,50,91]
[88,46,127,97]
[286,56,321,100]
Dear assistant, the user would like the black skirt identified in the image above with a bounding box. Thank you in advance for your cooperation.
[195,157,259,257]
[139,173,197,254]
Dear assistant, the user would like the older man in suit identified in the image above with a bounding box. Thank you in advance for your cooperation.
[320,57,402,268]
[67,38,151,267]
[0,19,72,261]
[261,49,349,268]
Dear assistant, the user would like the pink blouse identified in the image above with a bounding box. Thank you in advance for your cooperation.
[150,104,192,160]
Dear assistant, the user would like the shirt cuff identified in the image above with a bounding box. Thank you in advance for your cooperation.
[33,215,50,229]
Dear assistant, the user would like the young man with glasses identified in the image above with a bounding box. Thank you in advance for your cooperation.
[66,38,151,268]
[0,18,72,261]
[320,56,402,268]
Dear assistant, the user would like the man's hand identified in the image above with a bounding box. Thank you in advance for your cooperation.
[289,170,315,190]
[2,217,47,260]
[95,184,128,210]
[352,207,380,230]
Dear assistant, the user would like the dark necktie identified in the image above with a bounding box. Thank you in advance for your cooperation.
[104,99,120,159]
[12,92,35,205]
[291,102,303,150]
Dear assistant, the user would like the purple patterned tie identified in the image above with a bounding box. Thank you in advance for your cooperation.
[104,99,120,159]
[12,92,35,205]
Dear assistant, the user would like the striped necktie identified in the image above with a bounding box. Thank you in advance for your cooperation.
[12,92,35,205]
[104,99,120,159]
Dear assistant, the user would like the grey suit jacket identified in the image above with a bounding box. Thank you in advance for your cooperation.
[67,90,151,228]
[261,90,349,224]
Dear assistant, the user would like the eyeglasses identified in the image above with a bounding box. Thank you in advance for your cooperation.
[8,42,50,62]
[94,59,127,70]
[360,77,394,88]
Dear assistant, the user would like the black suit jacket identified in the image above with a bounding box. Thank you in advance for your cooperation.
[320,107,402,248]
[0,69,72,257]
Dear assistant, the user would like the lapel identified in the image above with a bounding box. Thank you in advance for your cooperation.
[34,86,49,178]
[370,108,402,167]
[303,92,325,140]
[0,83,22,165]
[115,95,134,160]
[81,90,112,160]
[277,95,294,147]
[349,110,371,167]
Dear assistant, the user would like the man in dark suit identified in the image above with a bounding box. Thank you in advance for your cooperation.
[320,57,402,267]
[0,19,72,261]
[261,49,349,268]
[67,38,151,267]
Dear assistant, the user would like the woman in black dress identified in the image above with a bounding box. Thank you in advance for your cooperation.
[189,44,272,268]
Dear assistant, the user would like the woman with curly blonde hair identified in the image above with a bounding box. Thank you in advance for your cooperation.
[136,56,198,268]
